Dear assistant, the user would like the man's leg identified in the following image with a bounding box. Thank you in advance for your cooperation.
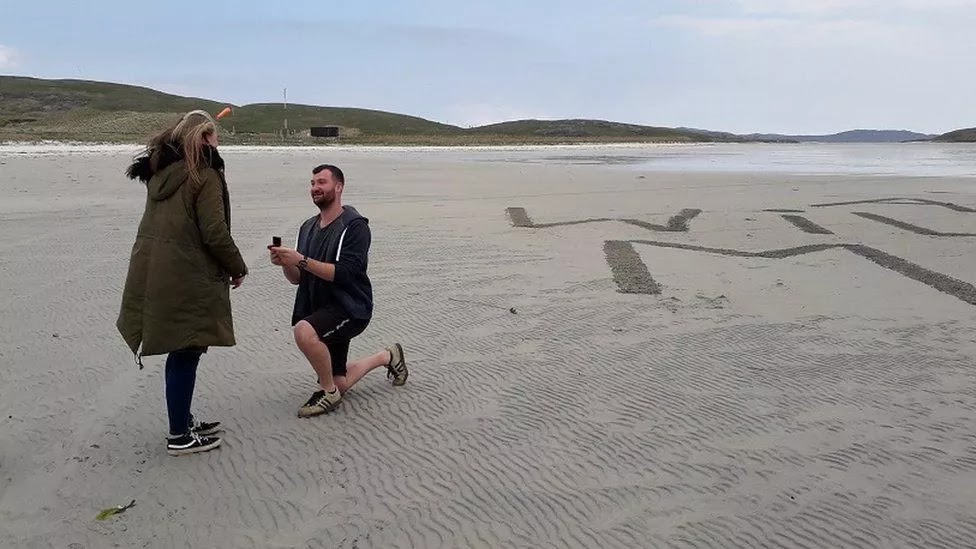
[293,308,348,417]
[294,320,337,392]
[335,350,393,393]
[335,343,408,393]
[329,339,352,393]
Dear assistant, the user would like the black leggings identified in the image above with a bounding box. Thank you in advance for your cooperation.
[165,348,203,436]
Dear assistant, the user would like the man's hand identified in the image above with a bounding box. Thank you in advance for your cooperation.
[231,275,246,289]
[270,246,303,285]
[269,247,284,266]
[269,246,303,267]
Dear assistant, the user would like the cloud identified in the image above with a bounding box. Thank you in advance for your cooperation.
[648,10,960,58]
[0,45,18,69]
[730,0,976,16]
[651,14,915,45]
[665,0,976,43]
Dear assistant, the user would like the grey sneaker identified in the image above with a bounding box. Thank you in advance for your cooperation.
[298,389,342,417]
[386,343,408,386]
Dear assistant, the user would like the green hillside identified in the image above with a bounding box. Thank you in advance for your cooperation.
[933,128,976,142]
[0,75,226,114]
[225,103,460,136]
[0,75,727,144]
[469,119,715,141]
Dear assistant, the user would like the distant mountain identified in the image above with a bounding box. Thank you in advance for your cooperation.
[932,128,976,142]
[466,119,742,142]
[676,127,789,142]
[746,129,936,143]
[678,128,936,143]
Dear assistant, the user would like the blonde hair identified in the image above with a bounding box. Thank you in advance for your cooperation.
[142,109,219,184]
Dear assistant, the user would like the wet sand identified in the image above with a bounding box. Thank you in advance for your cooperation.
[2,145,975,548]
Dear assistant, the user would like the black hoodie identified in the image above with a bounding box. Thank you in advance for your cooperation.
[291,205,374,323]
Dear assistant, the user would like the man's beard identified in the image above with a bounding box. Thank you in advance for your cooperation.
[312,190,335,209]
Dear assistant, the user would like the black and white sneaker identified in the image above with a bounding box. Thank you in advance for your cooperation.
[386,343,408,386]
[297,388,342,417]
[167,432,222,456]
[190,418,222,436]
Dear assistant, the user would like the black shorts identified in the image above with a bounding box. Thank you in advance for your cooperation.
[299,306,369,376]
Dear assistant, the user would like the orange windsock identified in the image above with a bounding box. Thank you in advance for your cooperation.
[215,106,233,120]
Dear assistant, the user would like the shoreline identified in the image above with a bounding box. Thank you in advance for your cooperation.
[4,140,974,179]
[0,138,961,149]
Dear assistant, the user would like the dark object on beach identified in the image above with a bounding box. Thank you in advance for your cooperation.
[310,126,340,138]
[95,499,136,521]
[273,236,281,247]
[781,214,834,235]
[448,297,517,314]
[664,208,702,232]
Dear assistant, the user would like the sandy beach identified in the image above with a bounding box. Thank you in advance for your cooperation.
[2,144,975,548]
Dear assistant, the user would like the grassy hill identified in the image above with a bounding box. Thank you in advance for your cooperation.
[0,75,734,145]
[467,119,716,141]
[678,127,937,143]
[0,75,464,143]
[0,75,226,115]
[745,129,936,143]
[225,103,460,136]
[933,128,976,142]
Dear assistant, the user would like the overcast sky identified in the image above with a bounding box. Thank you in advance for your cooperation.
[3,0,975,134]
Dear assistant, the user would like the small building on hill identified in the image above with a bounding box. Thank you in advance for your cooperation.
[310,126,340,138]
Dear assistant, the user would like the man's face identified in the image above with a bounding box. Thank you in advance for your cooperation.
[310,170,340,208]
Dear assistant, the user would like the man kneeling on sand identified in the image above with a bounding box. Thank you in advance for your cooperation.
[269,164,407,416]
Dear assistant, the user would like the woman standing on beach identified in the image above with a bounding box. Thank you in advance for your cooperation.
[117,109,248,456]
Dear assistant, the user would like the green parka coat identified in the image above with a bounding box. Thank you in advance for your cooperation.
[118,145,247,364]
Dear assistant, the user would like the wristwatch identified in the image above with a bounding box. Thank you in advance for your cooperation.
[297,255,309,271]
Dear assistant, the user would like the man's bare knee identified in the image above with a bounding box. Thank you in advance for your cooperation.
[293,321,320,349]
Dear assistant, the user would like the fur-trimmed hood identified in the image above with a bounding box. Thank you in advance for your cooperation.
[125,143,225,183]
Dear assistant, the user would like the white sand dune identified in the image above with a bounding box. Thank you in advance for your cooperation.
[1,145,975,548]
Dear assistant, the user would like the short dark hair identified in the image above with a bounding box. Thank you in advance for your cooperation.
[312,164,344,184]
